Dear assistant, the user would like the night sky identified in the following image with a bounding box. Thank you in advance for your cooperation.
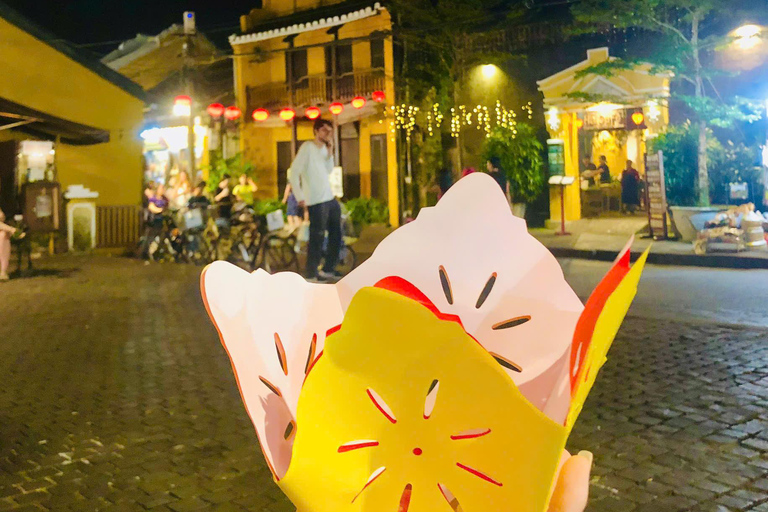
[2,0,264,53]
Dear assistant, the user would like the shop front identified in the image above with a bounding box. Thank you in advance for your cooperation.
[537,48,671,222]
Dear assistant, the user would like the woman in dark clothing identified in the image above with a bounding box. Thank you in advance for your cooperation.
[487,157,510,203]
[621,160,641,214]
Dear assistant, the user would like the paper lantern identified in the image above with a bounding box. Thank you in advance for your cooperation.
[631,112,645,126]
[352,96,366,109]
[280,108,296,122]
[574,119,584,129]
[174,95,192,106]
[372,90,386,103]
[173,95,192,117]
[207,103,225,118]
[201,173,649,512]
[329,102,344,115]
[224,106,242,121]
[252,108,269,122]
[305,107,321,120]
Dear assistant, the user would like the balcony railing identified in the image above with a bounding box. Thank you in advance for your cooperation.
[246,68,386,113]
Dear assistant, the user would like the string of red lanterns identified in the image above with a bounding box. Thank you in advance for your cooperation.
[248,90,386,123]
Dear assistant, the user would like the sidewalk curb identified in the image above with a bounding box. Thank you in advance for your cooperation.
[548,247,768,270]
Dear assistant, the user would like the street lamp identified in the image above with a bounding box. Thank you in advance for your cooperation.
[734,24,762,50]
[481,64,499,80]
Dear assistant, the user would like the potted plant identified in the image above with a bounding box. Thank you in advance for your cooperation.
[481,124,545,218]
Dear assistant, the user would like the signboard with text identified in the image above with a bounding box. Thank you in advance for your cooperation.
[584,109,625,131]
[645,151,668,240]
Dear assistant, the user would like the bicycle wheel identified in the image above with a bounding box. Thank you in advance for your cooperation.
[262,235,299,274]
[183,232,213,265]
[336,245,357,276]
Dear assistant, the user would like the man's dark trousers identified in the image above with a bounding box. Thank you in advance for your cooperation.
[305,199,341,278]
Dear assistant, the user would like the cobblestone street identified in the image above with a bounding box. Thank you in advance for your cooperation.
[1,256,767,511]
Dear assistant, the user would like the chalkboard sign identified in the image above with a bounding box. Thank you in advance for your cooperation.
[645,151,668,240]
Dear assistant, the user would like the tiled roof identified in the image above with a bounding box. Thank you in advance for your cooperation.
[230,1,383,46]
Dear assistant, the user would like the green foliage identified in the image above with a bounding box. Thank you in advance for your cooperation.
[650,123,706,206]
[651,123,763,206]
[481,124,545,204]
[252,199,285,216]
[709,141,763,206]
[344,197,390,228]
[204,152,256,194]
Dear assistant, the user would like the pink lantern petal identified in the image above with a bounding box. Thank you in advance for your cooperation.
[202,263,342,478]
[338,173,584,422]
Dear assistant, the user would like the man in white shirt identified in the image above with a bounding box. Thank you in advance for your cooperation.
[289,118,342,282]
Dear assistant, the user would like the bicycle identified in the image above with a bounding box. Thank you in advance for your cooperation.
[222,205,299,274]
[318,205,357,277]
[146,212,184,263]
[177,206,216,265]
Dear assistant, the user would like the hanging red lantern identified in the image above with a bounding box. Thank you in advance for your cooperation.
[631,112,645,126]
[252,108,269,122]
[352,96,366,109]
[305,106,321,120]
[279,108,296,121]
[372,90,386,103]
[207,103,225,118]
[329,102,344,115]
[224,106,242,121]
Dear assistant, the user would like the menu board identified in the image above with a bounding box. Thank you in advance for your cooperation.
[547,139,565,176]
[645,151,668,239]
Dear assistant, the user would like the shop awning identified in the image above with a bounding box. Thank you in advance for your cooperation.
[0,97,110,145]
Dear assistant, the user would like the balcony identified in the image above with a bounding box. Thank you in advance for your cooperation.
[246,68,386,113]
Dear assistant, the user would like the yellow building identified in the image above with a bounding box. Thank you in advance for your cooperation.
[231,0,399,226]
[537,48,670,222]
[0,1,145,248]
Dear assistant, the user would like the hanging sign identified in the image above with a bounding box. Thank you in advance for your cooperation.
[645,151,668,240]
[584,109,625,131]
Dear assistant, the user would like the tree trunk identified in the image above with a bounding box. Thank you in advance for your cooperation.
[692,12,710,206]
[697,120,710,206]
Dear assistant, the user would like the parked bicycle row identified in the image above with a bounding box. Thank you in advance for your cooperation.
[138,180,357,278]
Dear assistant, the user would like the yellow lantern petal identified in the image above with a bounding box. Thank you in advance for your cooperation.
[566,248,650,430]
[280,287,568,512]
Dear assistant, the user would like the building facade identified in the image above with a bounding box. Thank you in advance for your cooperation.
[0,1,145,249]
[538,48,670,222]
[104,24,236,188]
[231,0,399,226]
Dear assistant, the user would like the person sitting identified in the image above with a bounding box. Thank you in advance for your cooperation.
[188,181,211,209]
[598,155,611,184]
[580,157,598,187]
[233,174,258,206]
[0,207,21,281]
[214,174,233,221]
[140,184,169,258]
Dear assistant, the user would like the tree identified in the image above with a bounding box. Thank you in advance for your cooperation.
[572,0,762,206]
[389,0,525,166]
[481,124,545,204]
